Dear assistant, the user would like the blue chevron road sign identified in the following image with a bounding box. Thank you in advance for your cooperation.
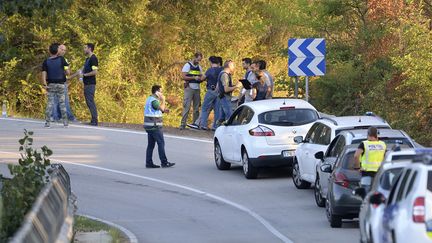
[288,38,326,77]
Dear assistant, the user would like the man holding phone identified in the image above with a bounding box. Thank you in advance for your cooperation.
[144,85,175,168]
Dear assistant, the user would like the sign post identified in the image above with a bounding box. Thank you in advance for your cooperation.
[288,38,326,101]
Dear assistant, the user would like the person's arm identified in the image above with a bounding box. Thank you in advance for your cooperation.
[42,71,48,87]
[84,56,98,77]
[251,87,257,100]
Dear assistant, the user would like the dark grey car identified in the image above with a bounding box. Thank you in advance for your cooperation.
[321,145,362,228]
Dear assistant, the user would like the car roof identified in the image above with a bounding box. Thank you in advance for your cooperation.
[318,116,389,128]
[339,129,408,139]
[242,99,317,113]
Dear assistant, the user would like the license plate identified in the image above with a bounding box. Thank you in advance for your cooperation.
[282,150,295,157]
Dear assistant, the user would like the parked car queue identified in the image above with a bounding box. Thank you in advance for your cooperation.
[213,98,431,242]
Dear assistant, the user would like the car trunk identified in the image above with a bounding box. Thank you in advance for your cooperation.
[264,124,311,146]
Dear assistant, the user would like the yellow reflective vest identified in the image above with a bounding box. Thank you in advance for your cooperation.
[360,140,386,172]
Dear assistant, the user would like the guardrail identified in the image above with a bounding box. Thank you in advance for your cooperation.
[10,164,76,243]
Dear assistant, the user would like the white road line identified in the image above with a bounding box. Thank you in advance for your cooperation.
[0,151,293,243]
[0,118,212,144]
[77,214,138,243]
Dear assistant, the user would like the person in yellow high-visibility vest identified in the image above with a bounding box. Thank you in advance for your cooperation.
[354,126,387,191]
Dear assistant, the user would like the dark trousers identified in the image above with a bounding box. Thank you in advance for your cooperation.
[146,129,168,165]
[84,84,98,124]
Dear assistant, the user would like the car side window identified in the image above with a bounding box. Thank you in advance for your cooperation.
[333,137,346,158]
[305,123,320,142]
[227,107,244,125]
[309,124,324,144]
[316,125,331,145]
[238,107,254,125]
[395,169,412,203]
[403,171,418,199]
[325,136,341,157]
[387,171,403,205]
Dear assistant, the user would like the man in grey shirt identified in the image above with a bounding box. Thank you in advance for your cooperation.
[258,60,274,99]
[180,52,203,130]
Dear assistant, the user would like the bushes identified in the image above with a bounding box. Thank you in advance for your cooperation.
[0,130,52,241]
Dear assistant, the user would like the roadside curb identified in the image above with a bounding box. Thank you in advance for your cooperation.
[77,214,138,243]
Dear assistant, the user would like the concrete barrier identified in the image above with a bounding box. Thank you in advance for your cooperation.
[10,164,76,243]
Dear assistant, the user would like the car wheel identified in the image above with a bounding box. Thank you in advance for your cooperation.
[292,159,311,189]
[326,195,342,228]
[314,175,325,207]
[214,141,231,170]
[242,149,258,179]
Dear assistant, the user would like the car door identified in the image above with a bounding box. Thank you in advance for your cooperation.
[220,107,244,162]
[303,124,332,183]
[231,106,255,162]
[297,123,323,181]
[320,136,346,197]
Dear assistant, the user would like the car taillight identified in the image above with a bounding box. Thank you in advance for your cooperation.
[334,172,349,188]
[249,125,275,136]
[413,197,425,223]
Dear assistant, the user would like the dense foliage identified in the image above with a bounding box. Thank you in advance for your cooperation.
[0,130,52,241]
[0,0,431,144]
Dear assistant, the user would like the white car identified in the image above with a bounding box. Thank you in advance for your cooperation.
[214,99,319,179]
[376,149,432,243]
[293,115,391,189]
[358,149,416,243]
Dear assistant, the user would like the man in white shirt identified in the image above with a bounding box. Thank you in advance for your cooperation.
[180,52,203,130]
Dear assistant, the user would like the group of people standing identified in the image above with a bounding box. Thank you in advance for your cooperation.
[180,52,274,131]
[41,43,99,127]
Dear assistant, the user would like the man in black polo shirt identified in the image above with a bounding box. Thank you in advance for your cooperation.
[42,43,70,128]
[80,43,99,126]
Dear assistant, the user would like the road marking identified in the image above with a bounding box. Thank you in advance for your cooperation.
[0,151,292,243]
[0,118,212,144]
[77,214,138,243]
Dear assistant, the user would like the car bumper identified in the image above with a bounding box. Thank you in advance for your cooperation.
[331,184,363,217]
[249,155,293,167]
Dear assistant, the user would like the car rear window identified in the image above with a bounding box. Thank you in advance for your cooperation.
[351,137,413,148]
[380,168,403,190]
[341,151,356,170]
[428,171,432,192]
[258,109,318,127]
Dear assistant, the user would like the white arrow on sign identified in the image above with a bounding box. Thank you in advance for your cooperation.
[290,57,306,76]
[289,39,305,58]
[306,38,324,57]
[307,57,324,76]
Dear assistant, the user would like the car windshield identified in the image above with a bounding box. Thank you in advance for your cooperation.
[352,137,413,148]
[258,109,318,127]
[380,168,403,190]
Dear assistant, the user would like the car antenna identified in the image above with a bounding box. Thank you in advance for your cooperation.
[358,117,362,122]
[283,99,286,105]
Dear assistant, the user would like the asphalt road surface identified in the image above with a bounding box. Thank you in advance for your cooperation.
[0,118,359,243]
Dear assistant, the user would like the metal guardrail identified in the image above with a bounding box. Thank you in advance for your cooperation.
[10,164,76,243]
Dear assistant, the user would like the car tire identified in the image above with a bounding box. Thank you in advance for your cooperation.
[326,196,342,228]
[292,158,311,189]
[314,175,325,207]
[242,149,258,179]
[214,140,231,170]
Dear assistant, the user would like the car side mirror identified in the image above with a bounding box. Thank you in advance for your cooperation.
[369,192,385,206]
[320,164,332,173]
[294,136,304,144]
[315,151,324,161]
[353,187,366,199]
[223,121,228,126]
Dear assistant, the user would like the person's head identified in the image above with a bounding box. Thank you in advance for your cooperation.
[151,85,162,94]
[251,61,259,72]
[258,60,267,70]
[192,52,203,65]
[84,43,95,55]
[49,43,60,56]
[58,44,67,56]
[242,58,252,70]
[216,56,223,67]
[223,60,235,73]
[209,56,219,66]
[367,126,379,141]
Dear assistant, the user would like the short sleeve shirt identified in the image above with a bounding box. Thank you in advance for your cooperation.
[220,72,232,99]
[83,54,99,85]
[182,62,203,90]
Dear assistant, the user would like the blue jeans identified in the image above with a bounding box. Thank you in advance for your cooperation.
[146,129,168,165]
[52,85,76,121]
[217,96,232,124]
[200,90,218,129]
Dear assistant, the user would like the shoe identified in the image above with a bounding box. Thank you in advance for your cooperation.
[64,124,69,128]
[89,122,98,126]
[211,128,216,132]
[161,162,175,168]
[44,122,50,128]
[187,124,199,129]
[179,125,186,130]
[200,126,209,131]
[146,164,160,168]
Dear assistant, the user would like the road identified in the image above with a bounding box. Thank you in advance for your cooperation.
[0,118,359,243]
